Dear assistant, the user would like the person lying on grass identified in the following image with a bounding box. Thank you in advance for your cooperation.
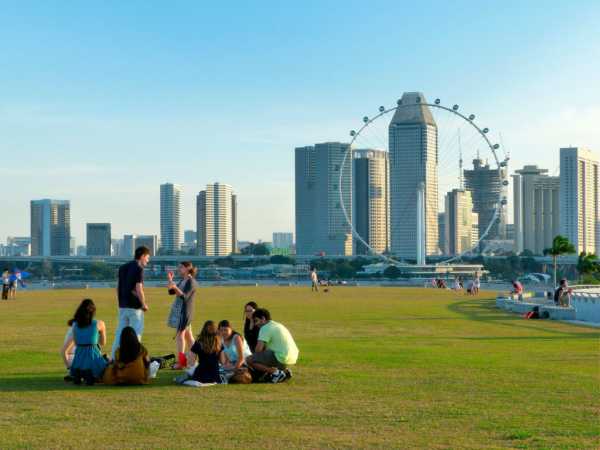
[175,320,225,386]
[246,308,298,384]
[103,326,159,385]
[64,298,108,385]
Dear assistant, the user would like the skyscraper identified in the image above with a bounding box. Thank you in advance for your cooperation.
[389,92,438,259]
[160,183,182,254]
[295,142,353,256]
[512,165,560,254]
[86,223,112,256]
[231,193,238,254]
[560,147,599,254]
[444,189,479,256]
[30,199,71,256]
[352,148,389,255]
[464,158,507,242]
[196,183,235,256]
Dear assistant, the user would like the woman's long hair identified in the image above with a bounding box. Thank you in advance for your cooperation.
[118,326,142,364]
[243,301,258,329]
[218,319,241,343]
[73,299,96,328]
[180,261,198,278]
[197,320,221,354]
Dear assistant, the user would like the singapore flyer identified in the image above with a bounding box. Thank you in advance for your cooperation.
[340,92,510,264]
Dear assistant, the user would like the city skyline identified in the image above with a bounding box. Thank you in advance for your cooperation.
[1,2,599,243]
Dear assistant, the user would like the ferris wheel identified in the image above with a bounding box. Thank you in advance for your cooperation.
[339,93,510,264]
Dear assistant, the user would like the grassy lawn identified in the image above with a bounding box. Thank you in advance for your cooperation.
[0,287,598,449]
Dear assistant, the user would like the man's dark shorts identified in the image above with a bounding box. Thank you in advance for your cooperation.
[251,349,287,369]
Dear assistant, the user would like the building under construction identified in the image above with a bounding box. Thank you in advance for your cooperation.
[463,158,507,244]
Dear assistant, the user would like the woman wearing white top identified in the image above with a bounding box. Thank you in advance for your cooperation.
[218,320,251,371]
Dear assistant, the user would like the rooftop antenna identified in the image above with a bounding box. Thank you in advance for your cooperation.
[458,130,464,189]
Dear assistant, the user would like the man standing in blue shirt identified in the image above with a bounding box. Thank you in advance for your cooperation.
[111,246,150,358]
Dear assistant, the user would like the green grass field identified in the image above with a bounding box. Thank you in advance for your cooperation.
[0,287,598,449]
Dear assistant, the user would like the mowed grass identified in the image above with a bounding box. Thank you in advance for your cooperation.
[0,287,598,449]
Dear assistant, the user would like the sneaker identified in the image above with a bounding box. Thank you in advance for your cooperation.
[63,375,74,383]
[283,368,292,381]
[271,369,287,384]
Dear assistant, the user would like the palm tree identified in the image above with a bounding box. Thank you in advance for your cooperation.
[577,252,599,282]
[544,235,576,287]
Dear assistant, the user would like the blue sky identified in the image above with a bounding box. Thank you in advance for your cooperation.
[1,1,599,244]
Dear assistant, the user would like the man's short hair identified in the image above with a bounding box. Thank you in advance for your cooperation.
[135,246,150,260]
[253,308,271,321]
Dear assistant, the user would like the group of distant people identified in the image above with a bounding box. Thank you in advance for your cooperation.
[1,269,23,300]
[430,274,480,295]
[511,278,572,307]
[61,246,299,386]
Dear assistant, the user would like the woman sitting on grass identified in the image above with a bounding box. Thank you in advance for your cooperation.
[103,326,158,385]
[219,319,252,382]
[176,320,224,386]
[65,299,107,385]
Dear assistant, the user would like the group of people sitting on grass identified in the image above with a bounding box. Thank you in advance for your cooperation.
[431,274,480,295]
[60,246,299,386]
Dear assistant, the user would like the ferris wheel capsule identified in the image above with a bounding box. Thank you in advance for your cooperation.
[397,99,402,105]
[363,116,369,123]
[435,98,441,104]
[453,104,459,110]
[493,144,500,149]
[483,128,489,134]
[500,161,507,167]
[379,106,385,112]
[350,130,356,137]
[502,180,509,186]
[415,96,421,103]
[469,114,475,121]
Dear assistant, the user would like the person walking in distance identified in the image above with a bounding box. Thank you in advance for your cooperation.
[112,246,151,359]
[310,267,319,292]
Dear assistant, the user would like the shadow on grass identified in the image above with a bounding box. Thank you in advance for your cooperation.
[448,298,600,339]
[0,373,176,392]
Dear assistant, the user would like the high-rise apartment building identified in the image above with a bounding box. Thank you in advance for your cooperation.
[389,92,438,259]
[560,147,599,254]
[295,142,353,256]
[352,148,389,255]
[231,194,238,254]
[512,165,560,254]
[160,183,182,254]
[196,183,235,256]
[30,199,71,256]
[464,158,507,242]
[86,223,112,256]
[444,189,479,256]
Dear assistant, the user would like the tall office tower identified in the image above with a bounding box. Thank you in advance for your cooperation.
[30,199,71,256]
[464,157,507,242]
[444,189,479,256]
[272,232,294,251]
[437,213,446,255]
[231,193,238,254]
[111,239,123,257]
[86,223,112,256]
[134,235,157,256]
[512,165,560,254]
[196,183,234,256]
[352,148,389,255]
[295,142,353,256]
[560,147,600,254]
[123,234,137,257]
[389,92,438,259]
[160,183,182,254]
